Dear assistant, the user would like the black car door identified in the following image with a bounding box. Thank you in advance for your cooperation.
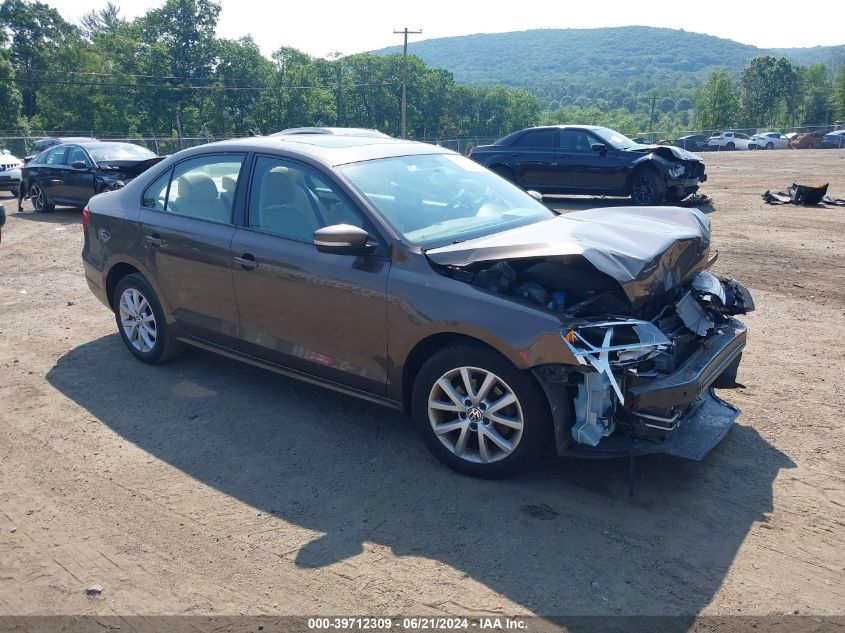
[506,128,558,189]
[138,153,245,348]
[61,145,97,205]
[230,155,390,396]
[39,146,69,201]
[556,129,630,193]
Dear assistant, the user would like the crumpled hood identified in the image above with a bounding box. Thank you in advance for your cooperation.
[631,143,702,162]
[426,206,712,308]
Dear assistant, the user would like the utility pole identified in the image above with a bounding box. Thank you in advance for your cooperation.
[393,27,421,139]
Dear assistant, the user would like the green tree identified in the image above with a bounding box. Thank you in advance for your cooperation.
[694,69,737,131]
[832,65,845,121]
[738,56,799,127]
[800,63,832,125]
[0,0,76,117]
[0,55,22,128]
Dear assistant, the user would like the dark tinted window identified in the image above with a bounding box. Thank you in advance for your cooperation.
[511,129,556,148]
[66,146,90,166]
[248,156,365,242]
[45,147,68,165]
[559,129,598,151]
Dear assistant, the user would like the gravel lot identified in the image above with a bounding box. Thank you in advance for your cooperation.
[1,149,844,621]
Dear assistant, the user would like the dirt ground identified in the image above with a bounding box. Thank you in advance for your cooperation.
[1,149,844,623]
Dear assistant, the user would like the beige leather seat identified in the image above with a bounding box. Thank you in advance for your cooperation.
[170,173,229,222]
[256,167,319,241]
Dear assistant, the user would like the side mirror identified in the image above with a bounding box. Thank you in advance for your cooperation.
[591,143,608,155]
[70,160,89,170]
[526,190,543,202]
[314,224,376,255]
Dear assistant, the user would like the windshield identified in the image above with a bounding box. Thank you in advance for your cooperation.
[591,127,640,150]
[87,143,156,162]
[338,153,555,248]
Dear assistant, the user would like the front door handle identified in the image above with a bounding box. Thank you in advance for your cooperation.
[144,234,165,247]
[234,254,257,270]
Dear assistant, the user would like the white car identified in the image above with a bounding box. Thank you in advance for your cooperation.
[750,132,789,150]
[0,149,23,195]
[707,131,752,150]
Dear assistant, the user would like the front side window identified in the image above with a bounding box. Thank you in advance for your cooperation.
[559,130,598,151]
[45,147,68,165]
[66,146,90,166]
[140,154,244,223]
[339,153,555,248]
[247,156,366,242]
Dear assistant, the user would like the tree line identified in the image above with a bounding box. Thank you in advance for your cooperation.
[0,0,540,140]
[694,58,845,132]
[1,0,844,142]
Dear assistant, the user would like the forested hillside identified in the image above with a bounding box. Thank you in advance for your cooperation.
[374,27,845,109]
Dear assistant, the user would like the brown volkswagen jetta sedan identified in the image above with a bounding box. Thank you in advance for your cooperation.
[82,134,754,478]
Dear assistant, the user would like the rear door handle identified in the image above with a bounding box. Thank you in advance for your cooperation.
[144,234,165,247]
[234,254,257,270]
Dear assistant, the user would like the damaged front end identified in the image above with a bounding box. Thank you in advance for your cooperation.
[555,270,753,459]
[426,207,754,461]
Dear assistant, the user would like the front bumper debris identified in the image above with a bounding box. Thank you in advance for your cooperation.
[565,388,739,461]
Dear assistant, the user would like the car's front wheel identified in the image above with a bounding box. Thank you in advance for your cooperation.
[113,273,184,364]
[630,168,665,205]
[412,344,549,478]
[30,184,54,212]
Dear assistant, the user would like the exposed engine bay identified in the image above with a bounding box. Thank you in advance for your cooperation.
[425,206,755,458]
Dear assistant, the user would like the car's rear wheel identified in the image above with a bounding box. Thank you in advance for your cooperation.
[30,184,54,212]
[630,168,665,205]
[726,142,735,150]
[412,344,549,478]
[113,273,184,364]
[766,142,774,150]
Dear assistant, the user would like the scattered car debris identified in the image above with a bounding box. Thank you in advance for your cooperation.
[85,584,103,596]
[678,193,712,207]
[762,183,845,206]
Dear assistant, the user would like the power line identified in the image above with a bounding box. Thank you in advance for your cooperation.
[1,76,400,91]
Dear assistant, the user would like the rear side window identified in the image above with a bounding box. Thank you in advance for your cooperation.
[511,129,556,149]
[141,154,245,223]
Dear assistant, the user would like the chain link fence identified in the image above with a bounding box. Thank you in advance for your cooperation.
[2,124,843,158]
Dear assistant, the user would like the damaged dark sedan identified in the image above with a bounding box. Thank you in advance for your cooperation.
[469,125,707,205]
[21,141,163,212]
[82,135,751,479]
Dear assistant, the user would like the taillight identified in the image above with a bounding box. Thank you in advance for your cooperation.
[81,206,90,231]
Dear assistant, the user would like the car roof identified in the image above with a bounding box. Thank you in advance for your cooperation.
[270,127,390,138]
[173,135,453,167]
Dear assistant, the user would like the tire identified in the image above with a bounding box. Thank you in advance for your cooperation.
[30,183,54,212]
[411,344,550,479]
[113,273,185,364]
[490,164,516,183]
[726,142,735,150]
[765,142,774,150]
[630,168,665,206]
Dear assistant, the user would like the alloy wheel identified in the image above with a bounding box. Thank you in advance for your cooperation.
[119,288,157,353]
[427,366,524,464]
[632,174,655,205]
[31,185,45,211]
